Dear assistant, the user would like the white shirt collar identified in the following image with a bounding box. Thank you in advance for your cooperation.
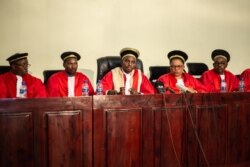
[16,75,23,97]
[68,76,75,97]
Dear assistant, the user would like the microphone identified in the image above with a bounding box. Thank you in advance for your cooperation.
[155,81,176,94]
[166,87,176,94]
[175,83,190,93]
[154,81,165,94]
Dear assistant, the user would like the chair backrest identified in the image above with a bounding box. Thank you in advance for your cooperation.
[43,70,62,84]
[149,66,170,83]
[186,62,208,77]
[96,56,144,82]
[0,66,11,74]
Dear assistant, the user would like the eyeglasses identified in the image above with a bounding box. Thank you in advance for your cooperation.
[214,62,227,66]
[170,65,183,69]
[14,63,31,67]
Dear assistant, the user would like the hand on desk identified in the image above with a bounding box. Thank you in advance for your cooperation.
[186,87,198,93]
[129,88,141,95]
[107,90,119,95]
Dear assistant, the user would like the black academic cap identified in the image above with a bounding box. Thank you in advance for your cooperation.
[61,51,81,61]
[167,50,188,63]
[211,49,230,62]
[6,53,28,64]
[120,47,140,59]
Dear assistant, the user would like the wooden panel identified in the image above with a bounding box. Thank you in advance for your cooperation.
[93,95,163,167]
[33,97,92,167]
[93,107,106,167]
[154,106,186,167]
[191,105,228,167]
[0,97,92,167]
[81,99,93,167]
[142,106,156,167]
[228,103,250,165]
[46,111,82,167]
[0,112,34,167]
[94,107,143,167]
[106,109,142,167]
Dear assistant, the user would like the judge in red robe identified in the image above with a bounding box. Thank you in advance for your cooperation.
[0,53,47,98]
[157,50,207,94]
[200,49,239,92]
[240,68,250,91]
[46,51,94,97]
[102,47,155,95]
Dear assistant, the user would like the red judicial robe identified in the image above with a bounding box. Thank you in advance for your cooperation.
[46,70,94,97]
[158,73,208,94]
[200,69,239,92]
[102,68,155,94]
[0,72,47,98]
[0,77,7,98]
[240,68,250,91]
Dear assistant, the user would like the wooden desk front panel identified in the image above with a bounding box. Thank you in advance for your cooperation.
[0,97,92,167]
[1,94,250,167]
[186,93,250,167]
[0,112,34,167]
[93,95,163,167]
[190,105,228,167]
[228,101,250,166]
[93,95,188,167]
[154,106,187,167]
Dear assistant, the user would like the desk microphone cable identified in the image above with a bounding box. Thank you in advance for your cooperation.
[182,93,210,167]
[162,93,182,167]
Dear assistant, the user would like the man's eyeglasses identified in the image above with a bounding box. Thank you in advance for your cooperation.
[170,65,183,69]
[14,63,31,67]
[214,62,227,66]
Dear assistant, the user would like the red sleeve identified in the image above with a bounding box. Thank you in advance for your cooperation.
[86,77,94,95]
[0,77,7,98]
[101,71,114,94]
[24,74,47,98]
[225,71,239,92]
[31,78,47,98]
[140,74,155,94]
[46,74,63,97]
[200,71,219,92]
[74,73,95,96]
[240,69,250,91]
[158,74,180,94]
[185,74,208,93]
[1,72,17,97]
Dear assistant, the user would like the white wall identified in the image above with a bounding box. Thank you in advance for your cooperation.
[0,0,250,86]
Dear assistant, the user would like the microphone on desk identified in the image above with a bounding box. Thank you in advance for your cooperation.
[175,83,190,93]
[155,81,166,94]
[166,86,176,94]
[155,81,176,94]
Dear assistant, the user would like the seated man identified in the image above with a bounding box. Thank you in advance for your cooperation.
[240,68,250,91]
[101,47,155,95]
[46,51,94,97]
[157,50,207,94]
[200,49,239,92]
[0,53,47,98]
